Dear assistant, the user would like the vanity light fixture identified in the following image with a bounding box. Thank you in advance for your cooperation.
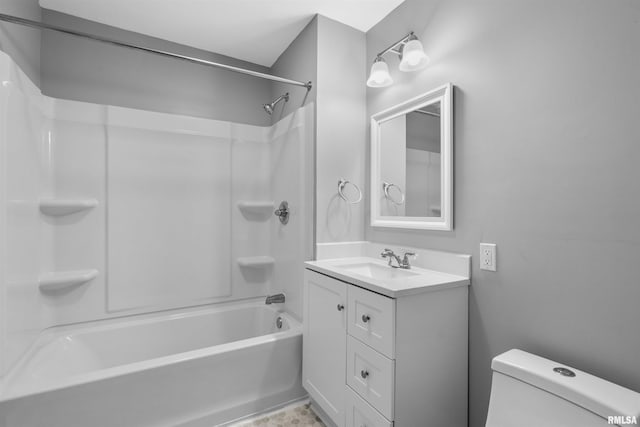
[367,31,429,88]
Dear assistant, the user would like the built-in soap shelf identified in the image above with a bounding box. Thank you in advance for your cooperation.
[38,269,99,292]
[39,199,98,216]
[236,256,275,268]
[237,201,274,221]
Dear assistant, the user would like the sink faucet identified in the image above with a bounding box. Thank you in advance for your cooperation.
[380,249,416,269]
[265,293,285,304]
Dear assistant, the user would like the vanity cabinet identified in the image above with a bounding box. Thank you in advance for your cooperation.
[303,268,468,427]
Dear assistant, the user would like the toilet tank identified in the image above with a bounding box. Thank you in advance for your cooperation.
[485,349,640,427]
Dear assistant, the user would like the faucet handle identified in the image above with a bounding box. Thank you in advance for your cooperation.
[402,251,417,267]
[381,248,395,266]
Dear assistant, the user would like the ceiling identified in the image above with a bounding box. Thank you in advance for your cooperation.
[39,0,405,67]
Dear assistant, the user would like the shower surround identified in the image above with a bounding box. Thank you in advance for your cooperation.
[0,51,313,426]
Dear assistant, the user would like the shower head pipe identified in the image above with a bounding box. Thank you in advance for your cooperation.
[263,93,290,115]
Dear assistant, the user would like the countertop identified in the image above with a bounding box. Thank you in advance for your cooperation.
[305,257,470,298]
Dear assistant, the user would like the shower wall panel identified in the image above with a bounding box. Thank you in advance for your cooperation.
[231,124,273,298]
[107,111,232,312]
[0,52,47,376]
[43,103,107,327]
[269,105,314,320]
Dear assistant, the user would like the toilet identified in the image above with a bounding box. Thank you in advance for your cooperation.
[486,349,640,427]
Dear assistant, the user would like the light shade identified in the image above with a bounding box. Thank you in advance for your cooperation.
[399,38,429,71]
[367,58,393,88]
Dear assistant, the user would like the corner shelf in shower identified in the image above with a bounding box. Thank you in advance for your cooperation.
[237,256,275,268]
[237,201,274,221]
[39,199,99,216]
[38,269,99,293]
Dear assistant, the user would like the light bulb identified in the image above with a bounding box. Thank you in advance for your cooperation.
[399,39,429,72]
[405,52,421,66]
[367,58,393,88]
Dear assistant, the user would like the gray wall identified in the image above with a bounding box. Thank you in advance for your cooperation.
[406,112,440,153]
[270,17,317,123]
[366,0,640,425]
[271,15,367,247]
[315,15,367,243]
[0,0,41,86]
[41,10,272,126]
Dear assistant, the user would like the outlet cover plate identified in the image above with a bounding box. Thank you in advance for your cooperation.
[480,243,497,271]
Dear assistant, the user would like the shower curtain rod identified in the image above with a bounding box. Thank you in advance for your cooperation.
[0,13,313,91]
[414,109,441,118]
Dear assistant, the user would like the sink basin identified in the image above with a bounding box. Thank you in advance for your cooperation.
[337,262,419,280]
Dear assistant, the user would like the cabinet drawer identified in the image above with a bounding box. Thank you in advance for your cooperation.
[345,386,393,427]
[347,286,395,358]
[346,336,395,420]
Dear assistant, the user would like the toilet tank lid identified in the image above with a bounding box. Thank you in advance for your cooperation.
[492,349,640,421]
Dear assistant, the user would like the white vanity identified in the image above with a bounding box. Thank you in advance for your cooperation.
[303,243,470,427]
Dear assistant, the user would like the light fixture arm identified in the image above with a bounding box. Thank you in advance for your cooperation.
[374,31,416,62]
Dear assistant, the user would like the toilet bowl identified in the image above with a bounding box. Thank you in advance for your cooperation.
[485,349,640,427]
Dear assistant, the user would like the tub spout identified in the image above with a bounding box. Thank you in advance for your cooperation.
[265,293,285,304]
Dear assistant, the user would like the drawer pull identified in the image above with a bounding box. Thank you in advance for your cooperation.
[337,304,345,311]
[360,369,369,379]
[362,314,371,323]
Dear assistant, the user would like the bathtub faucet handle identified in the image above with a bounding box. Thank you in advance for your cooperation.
[265,293,286,304]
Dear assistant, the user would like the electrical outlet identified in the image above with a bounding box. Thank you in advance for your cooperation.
[480,243,497,271]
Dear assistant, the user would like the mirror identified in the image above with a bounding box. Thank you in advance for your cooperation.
[370,83,453,230]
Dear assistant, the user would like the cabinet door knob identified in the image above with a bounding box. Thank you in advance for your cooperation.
[362,314,370,323]
[360,369,369,379]
[337,304,344,311]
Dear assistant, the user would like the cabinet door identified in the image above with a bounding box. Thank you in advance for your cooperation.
[303,269,348,427]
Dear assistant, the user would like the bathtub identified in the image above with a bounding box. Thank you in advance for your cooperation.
[0,300,305,427]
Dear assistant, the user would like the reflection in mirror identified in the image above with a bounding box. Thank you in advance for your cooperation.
[370,83,452,231]
[379,101,441,218]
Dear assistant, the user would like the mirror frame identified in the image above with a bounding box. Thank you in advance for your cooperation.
[370,83,453,231]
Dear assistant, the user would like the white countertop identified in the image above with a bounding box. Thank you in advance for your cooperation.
[305,257,470,298]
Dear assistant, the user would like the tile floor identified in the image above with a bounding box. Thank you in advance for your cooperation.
[233,401,326,427]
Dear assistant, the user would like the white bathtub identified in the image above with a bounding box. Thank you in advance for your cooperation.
[0,300,305,427]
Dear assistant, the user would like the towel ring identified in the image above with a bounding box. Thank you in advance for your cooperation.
[383,182,405,205]
[338,178,362,204]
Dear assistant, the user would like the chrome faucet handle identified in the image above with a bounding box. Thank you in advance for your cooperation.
[401,252,416,268]
[381,249,396,266]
